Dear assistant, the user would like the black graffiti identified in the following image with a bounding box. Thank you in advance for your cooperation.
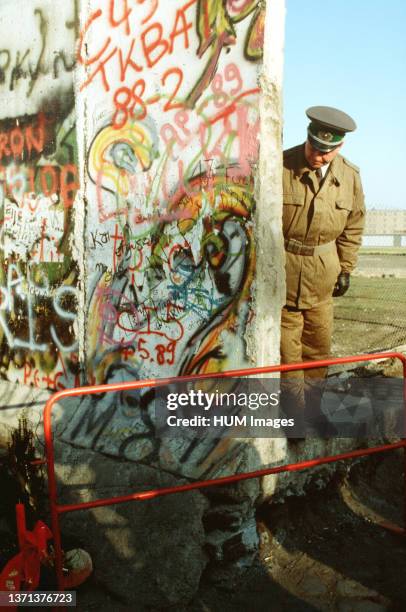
[90,230,111,249]
[65,0,80,39]
[0,8,76,96]
[53,51,76,80]
[0,50,11,85]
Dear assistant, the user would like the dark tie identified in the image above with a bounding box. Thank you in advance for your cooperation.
[315,167,323,188]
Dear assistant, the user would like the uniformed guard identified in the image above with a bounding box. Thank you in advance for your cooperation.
[281,106,365,435]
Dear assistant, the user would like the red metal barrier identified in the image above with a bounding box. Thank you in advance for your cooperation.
[43,351,406,590]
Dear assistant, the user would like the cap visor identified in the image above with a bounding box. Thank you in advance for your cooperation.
[308,135,339,153]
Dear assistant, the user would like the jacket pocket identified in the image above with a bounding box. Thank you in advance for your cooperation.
[335,199,352,212]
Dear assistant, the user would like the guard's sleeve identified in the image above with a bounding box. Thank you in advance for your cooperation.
[336,171,366,273]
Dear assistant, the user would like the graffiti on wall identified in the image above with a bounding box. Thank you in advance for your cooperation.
[75,0,264,382]
[0,1,79,390]
[58,0,264,474]
[0,0,267,475]
[77,0,264,113]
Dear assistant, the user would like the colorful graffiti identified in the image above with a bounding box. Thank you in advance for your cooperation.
[74,0,262,391]
[78,0,264,124]
[50,0,262,475]
[0,1,79,390]
[0,0,264,436]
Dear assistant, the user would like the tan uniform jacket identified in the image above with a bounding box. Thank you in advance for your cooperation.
[283,144,365,309]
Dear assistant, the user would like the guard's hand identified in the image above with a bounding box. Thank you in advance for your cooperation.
[333,272,350,297]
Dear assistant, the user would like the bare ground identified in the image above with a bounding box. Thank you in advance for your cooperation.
[68,452,405,611]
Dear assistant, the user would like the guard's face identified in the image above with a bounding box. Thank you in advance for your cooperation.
[304,140,343,169]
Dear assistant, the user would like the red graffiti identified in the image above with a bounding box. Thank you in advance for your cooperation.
[155,63,259,201]
[109,0,132,35]
[112,79,147,129]
[0,163,79,209]
[23,350,75,390]
[138,0,159,25]
[136,336,176,365]
[95,282,185,365]
[78,0,197,91]
[0,113,46,163]
[161,68,184,112]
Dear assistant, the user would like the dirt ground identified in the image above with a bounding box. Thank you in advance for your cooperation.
[185,453,406,612]
[55,452,405,612]
[2,438,405,612]
[72,254,406,610]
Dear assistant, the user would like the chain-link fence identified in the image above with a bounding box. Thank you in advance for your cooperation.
[332,252,406,357]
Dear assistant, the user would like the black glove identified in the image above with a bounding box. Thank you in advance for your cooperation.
[333,272,350,297]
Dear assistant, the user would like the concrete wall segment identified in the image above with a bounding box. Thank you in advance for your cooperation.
[0,0,290,486]
[58,0,280,483]
[76,0,265,385]
[0,0,280,391]
[0,0,80,391]
[246,0,285,367]
[250,0,287,497]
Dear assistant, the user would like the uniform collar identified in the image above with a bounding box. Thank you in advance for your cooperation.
[294,143,344,186]
[328,155,344,186]
[294,144,310,178]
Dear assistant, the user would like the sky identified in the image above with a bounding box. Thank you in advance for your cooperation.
[283,0,406,210]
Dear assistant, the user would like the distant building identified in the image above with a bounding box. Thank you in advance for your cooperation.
[364,209,406,246]
[365,209,406,234]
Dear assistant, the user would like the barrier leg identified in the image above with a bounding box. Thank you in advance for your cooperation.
[16,503,26,551]
[404,443,406,530]
[50,506,64,591]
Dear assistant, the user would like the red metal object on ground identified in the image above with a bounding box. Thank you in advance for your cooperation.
[16,503,27,551]
[42,352,406,591]
[0,504,52,595]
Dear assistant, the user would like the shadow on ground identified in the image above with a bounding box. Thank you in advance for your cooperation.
[66,451,406,612]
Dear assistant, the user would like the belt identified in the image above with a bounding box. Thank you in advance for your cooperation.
[284,239,336,256]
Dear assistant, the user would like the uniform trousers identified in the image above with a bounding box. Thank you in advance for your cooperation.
[280,298,334,426]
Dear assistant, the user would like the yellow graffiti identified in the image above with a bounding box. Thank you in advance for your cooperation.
[88,118,157,197]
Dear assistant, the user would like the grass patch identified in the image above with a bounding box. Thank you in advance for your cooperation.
[333,276,406,354]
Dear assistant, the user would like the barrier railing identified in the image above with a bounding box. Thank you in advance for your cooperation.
[43,351,406,590]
